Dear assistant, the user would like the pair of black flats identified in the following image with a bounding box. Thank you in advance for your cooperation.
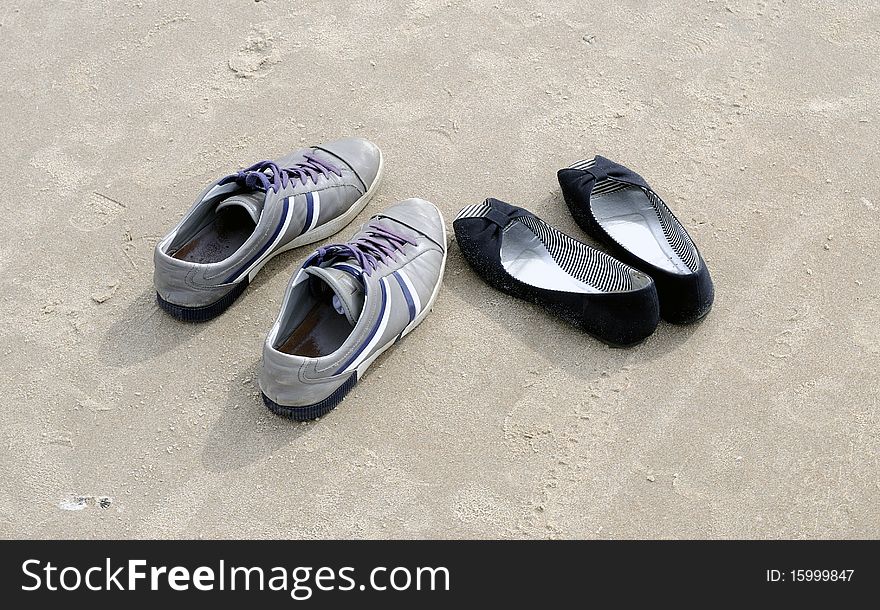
[453,156,714,346]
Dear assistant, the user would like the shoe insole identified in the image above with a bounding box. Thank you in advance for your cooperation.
[276,300,354,358]
[172,207,255,264]
[500,222,600,294]
[591,186,691,275]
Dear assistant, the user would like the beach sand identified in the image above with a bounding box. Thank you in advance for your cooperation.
[0,0,878,538]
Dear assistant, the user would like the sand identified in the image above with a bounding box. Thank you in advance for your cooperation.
[0,0,878,539]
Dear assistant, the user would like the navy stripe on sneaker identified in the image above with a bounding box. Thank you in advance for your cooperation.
[334,277,388,374]
[333,263,362,278]
[392,271,416,322]
[300,192,315,235]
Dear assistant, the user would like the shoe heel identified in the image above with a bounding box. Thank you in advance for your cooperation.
[262,374,358,421]
[156,279,249,322]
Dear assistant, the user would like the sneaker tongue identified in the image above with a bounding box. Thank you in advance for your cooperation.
[215,191,266,224]
[304,266,365,325]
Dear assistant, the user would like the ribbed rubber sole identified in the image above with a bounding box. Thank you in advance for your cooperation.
[262,374,358,421]
[156,279,249,322]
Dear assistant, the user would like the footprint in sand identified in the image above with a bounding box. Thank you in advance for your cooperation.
[31,146,123,232]
[679,31,716,58]
[452,484,510,529]
[69,191,127,232]
[228,27,279,79]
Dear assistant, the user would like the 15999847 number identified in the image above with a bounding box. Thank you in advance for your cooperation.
[790,569,854,582]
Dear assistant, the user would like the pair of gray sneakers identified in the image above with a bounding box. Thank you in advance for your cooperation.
[153,138,448,419]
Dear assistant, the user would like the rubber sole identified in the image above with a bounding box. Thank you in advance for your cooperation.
[262,374,358,421]
[156,279,249,322]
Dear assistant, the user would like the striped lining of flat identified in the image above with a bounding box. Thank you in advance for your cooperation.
[570,157,699,273]
[513,216,634,293]
[455,201,492,221]
[456,203,634,293]
[643,188,699,272]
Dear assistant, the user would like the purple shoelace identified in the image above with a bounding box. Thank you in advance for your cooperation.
[312,224,416,275]
[221,154,342,193]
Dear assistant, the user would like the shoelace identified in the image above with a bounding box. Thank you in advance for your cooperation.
[220,154,342,193]
[311,224,416,275]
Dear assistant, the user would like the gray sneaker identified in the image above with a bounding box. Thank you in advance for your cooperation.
[260,198,447,420]
[154,137,383,321]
